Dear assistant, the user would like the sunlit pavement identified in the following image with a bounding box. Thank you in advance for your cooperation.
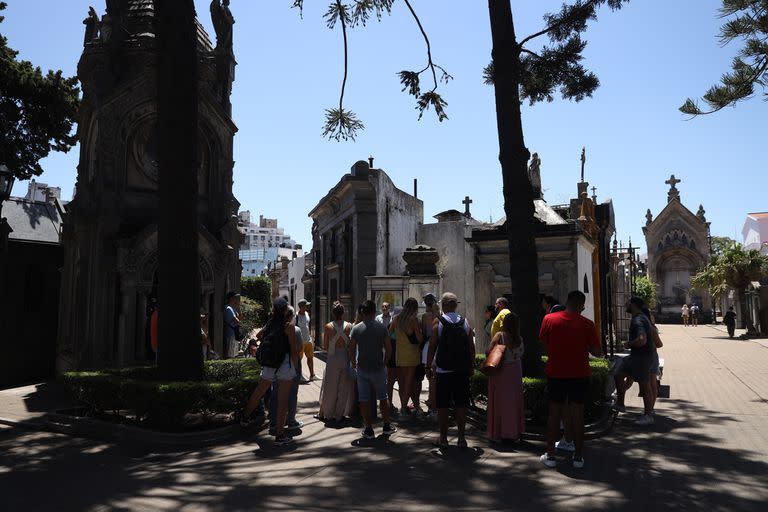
[2,325,767,511]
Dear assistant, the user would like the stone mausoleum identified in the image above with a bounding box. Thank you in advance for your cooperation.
[57,0,241,371]
[309,155,617,351]
[643,175,711,323]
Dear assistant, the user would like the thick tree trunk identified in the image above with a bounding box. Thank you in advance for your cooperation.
[488,0,543,376]
[156,0,203,380]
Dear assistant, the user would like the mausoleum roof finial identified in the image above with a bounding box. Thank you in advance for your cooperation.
[665,174,681,203]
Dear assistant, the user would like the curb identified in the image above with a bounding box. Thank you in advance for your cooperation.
[0,412,259,448]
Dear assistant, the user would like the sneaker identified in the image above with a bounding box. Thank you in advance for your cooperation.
[540,454,557,468]
[555,438,575,452]
[287,420,304,430]
[274,434,294,446]
[572,457,585,469]
[361,427,375,440]
[635,414,654,426]
[382,423,397,435]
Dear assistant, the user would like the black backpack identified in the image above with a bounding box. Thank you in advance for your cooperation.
[256,323,289,368]
[436,315,470,372]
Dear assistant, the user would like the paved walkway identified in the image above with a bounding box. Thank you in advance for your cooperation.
[1,325,767,511]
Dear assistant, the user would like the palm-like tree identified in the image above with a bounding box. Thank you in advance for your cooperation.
[692,245,768,330]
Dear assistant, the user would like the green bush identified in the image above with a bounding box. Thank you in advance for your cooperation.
[61,359,260,430]
[240,276,272,326]
[471,355,609,424]
[239,296,263,338]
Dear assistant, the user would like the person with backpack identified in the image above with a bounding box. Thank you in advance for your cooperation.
[268,306,303,435]
[426,292,476,449]
[317,301,354,423]
[241,297,298,446]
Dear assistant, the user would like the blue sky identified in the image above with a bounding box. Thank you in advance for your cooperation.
[3,0,766,253]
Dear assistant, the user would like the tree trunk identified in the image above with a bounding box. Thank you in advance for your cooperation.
[156,0,203,380]
[488,0,543,376]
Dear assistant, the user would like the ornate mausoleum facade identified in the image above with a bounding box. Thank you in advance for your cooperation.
[57,0,241,371]
[643,175,711,323]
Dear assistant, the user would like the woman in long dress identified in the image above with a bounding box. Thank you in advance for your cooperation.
[486,311,525,443]
[318,301,353,422]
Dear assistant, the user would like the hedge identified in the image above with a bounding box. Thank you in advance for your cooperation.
[471,355,610,423]
[61,359,260,430]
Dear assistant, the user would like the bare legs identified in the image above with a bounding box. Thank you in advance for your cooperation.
[547,402,585,458]
[360,399,391,429]
[398,367,416,413]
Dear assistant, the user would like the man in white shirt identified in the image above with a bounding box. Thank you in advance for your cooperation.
[296,299,316,381]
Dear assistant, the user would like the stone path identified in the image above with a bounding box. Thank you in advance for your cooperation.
[1,325,767,511]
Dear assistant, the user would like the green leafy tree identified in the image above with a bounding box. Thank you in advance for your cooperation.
[0,2,80,180]
[633,275,658,309]
[293,0,629,375]
[692,245,768,328]
[241,276,272,326]
[680,0,768,116]
[711,235,738,257]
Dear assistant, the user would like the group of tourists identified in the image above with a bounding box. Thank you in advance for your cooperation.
[234,288,659,469]
[680,303,700,327]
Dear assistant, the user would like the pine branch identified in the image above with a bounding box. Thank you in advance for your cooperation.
[322,1,364,141]
[399,0,452,121]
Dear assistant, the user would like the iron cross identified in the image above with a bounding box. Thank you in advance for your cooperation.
[462,196,473,217]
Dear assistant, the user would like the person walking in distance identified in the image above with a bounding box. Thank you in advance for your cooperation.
[427,293,476,449]
[724,306,737,338]
[224,292,241,358]
[296,299,316,382]
[318,302,354,423]
[539,291,603,469]
[690,304,700,327]
[241,298,299,446]
[614,297,656,426]
[486,311,525,443]
[681,304,690,327]
[389,298,423,418]
[349,300,397,439]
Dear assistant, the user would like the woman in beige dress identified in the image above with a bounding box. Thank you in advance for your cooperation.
[318,301,354,422]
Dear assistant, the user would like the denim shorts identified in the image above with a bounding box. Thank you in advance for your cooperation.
[356,367,388,402]
[261,355,295,382]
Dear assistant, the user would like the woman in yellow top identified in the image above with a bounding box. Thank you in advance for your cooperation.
[491,297,511,339]
[389,298,423,415]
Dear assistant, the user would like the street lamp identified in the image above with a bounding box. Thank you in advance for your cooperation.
[0,164,16,251]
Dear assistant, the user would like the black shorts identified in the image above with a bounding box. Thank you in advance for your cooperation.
[436,372,470,409]
[547,377,589,404]
[617,354,653,383]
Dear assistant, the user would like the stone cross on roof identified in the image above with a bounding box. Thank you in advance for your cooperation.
[590,185,597,202]
[462,196,473,217]
[665,174,681,203]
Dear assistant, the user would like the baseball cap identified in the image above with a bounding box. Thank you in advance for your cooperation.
[225,291,240,301]
[423,293,437,303]
[441,292,460,304]
[298,298,311,306]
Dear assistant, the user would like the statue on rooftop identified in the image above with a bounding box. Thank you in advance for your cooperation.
[528,152,542,199]
[210,0,235,54]
[83,6,100,46]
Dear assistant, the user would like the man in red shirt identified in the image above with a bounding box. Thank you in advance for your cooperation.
[538,290,603,469]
